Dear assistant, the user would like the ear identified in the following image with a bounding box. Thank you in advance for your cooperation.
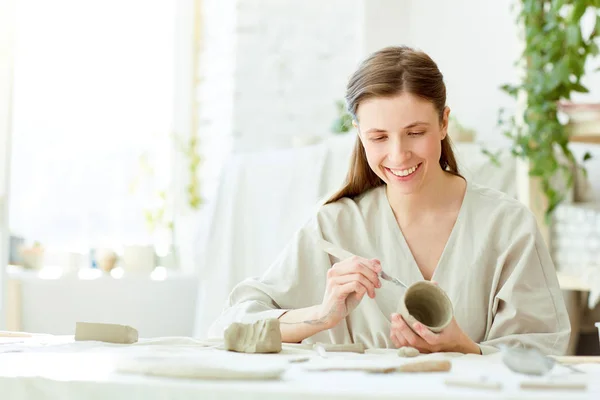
[441,107,450,140]
[352,120,358,129]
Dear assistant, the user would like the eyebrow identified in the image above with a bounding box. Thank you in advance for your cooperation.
[364,121,430,134]
[403,121,430,129]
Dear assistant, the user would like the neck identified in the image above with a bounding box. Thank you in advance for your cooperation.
[386,168,462,223]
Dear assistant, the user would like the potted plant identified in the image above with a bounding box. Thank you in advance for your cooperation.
[493,0,600,225]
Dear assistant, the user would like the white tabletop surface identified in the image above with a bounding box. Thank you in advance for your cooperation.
[0,336,599,400]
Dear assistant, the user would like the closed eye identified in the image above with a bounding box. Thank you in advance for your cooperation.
[371,136,387,142]
[408,131,425,136]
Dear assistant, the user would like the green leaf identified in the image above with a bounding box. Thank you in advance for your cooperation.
[583,151,593,161]
[481,148,503,167]
[571,82,590,92]
[571,2,588,23]
[549,59,570,89]
[500,84,518,97]
[566,25,581,46]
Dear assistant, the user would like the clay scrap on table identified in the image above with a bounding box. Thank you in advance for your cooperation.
[314,342,365,353]
[224,318,282,353]
[75,322,138,344]
[397,346,420,358]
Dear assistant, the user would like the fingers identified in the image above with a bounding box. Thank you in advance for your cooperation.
[390,314,429,350]
[330,256,381,289]
[389,314,409,348]
[337,280,367,302]
[412,321,441,347]
[330,273,376,298]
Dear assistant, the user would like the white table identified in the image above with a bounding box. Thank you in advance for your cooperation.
[0,337,599,400]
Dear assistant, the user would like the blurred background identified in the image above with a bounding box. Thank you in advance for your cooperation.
[1,0,600,355]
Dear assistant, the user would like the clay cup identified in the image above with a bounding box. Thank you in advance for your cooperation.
[397,281,454,333]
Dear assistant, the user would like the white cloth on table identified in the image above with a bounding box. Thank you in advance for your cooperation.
[1,338,599,400]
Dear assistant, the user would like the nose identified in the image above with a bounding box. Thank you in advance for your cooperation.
[387,136,411,165]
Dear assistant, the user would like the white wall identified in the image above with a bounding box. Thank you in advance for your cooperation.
[362,0,522,145]
[219,0,600,149]
[195,0,236,199]
[192,0,600,206]
[232,0,363,152]
[208,0,523,152]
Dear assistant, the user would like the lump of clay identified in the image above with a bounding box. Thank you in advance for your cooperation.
[398,346,420,358]
[75,322,138,344]
[224,318,282,353]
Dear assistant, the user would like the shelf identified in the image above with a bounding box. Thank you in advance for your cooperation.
[557,272,591,291]
[570,134,600,144]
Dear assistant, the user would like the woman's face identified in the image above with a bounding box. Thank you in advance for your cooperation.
[356,92,449,195]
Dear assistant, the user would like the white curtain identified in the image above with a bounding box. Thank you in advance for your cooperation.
[0,0,16,330]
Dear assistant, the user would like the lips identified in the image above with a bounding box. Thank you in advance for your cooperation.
[386,162,422,178]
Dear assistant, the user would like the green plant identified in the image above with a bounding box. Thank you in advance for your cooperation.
[494,0,599,220]
[331,100,354,134]
[130,131,202,236]
[129,150,174,234]
[179,132,202,210]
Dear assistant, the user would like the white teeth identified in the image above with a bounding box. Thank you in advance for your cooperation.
[390,164,418,177]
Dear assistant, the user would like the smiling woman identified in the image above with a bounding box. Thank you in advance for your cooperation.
[209,46,571,357]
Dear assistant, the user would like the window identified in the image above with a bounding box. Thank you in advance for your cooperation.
[10,0,177,259]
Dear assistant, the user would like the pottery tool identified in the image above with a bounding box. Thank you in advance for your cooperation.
[552,356,600,364]
[317,238,408,288]
[520,381,587,391]
[396,359,452,373]
[309,360,452,373]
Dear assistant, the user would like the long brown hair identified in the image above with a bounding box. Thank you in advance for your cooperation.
[326,46,461,204]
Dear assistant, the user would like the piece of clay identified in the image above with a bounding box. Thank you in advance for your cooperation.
[313,342,365,353]
[74,322,138,344]
[224,319,282,353]
[398,360,452,373]
[397,346,420,357]
[397,281,454,333]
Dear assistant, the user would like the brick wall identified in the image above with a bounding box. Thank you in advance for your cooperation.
[196,0,363,154]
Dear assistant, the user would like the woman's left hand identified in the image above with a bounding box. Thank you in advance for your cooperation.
[389,313,481,354]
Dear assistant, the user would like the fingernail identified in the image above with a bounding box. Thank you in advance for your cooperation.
[377,281,381,288]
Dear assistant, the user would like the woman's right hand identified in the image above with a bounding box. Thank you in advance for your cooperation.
[317,255,382,329]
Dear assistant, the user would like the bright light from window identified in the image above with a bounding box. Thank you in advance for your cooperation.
[9,0,176,255]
